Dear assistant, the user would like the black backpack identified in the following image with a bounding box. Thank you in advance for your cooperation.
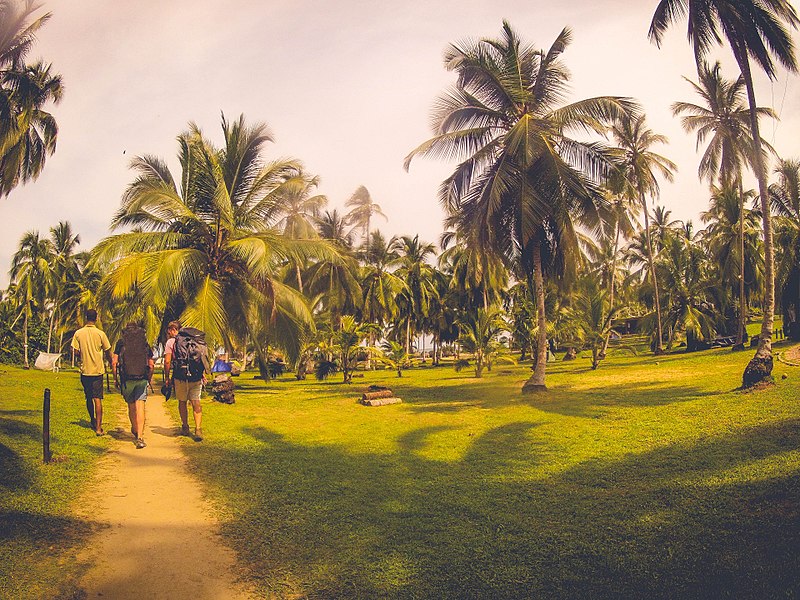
[172,327,209,382]
[119,325,150,381]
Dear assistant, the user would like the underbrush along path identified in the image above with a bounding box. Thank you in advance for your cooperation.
[75,392,253,599]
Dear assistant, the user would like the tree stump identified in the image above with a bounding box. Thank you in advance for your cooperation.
[562,347,577,361]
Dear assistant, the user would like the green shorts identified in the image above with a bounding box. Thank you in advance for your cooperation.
[121,379,148,404]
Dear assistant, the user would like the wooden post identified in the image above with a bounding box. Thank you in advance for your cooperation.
[43,388,52,463]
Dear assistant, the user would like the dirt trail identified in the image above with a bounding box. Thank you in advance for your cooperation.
[75,393,253,599]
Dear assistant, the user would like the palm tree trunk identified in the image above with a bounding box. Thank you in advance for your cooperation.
[23,309,30,369]
[295,263,304,294]
[405,318,411,355]
[47,304,58,354]
[523,243,547,392]
[736,51,774,386]
[601,218,622,359]
[735,177,747,349]
[640,185,664,354]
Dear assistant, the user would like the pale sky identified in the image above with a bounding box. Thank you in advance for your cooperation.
[2,0,799,285]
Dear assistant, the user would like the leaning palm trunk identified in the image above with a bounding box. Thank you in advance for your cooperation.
[735,177,747,349]
[23,310,30,369]
[640,185,665,354]
[601,219,622,359]
[523,244,547,392]
[737,52,774,386]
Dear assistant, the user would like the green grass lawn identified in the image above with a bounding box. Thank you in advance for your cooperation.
[170,342,800,599]
[0,366,115,600]
[2,343,798,599]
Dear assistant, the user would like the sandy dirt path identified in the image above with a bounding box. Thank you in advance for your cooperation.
[75,393,254,599]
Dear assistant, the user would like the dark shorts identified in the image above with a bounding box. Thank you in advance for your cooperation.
[80,375,104,401]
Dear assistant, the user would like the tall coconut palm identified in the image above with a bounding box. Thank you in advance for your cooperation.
[770,158,800,337]
[344,185,387,247]
[0,1,62,197]
[317,209,354,249]
[649,0,799,383]
[46,220,80,352]
[658,232,718,350]
[358,231,404,356]
[405,23,636,391]
[673,61,775,346]
[270,170,327,292]
[93,114,336,361]
[701,184,762,340]
[395,235,437,354]
[439,228,508,312]
[9,229,53,367]
[609,115,677,354]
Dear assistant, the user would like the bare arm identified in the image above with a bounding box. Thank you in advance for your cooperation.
[111,352,119,386]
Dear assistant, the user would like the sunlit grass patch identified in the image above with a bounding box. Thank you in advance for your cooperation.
[179,343,800,598]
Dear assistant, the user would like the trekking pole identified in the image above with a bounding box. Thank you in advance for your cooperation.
[43,388,52,463]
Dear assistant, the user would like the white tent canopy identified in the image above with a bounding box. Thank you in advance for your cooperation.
[34,352,62,372]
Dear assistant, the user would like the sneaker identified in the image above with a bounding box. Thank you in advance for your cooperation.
[181,424,191,437]
[193,428,203,442]
[135,438,146,449]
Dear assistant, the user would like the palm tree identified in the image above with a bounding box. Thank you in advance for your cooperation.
[358,230,405,363]
[395,234,437,354]
[405,23,636,391]
[658,232,718,350]
[457,306,508,378]
[344,185,387,247]
[770,158,800,338]
[9,229,53,367]
[272,172,327,240]
[609,115,677,355]
[649,0,799,384]
[0,1,62,197]
[439,229,508,311]
[333,315,379,383]
[93,113,335,361]
[672,61,775,346]
[270,170,327,292]
[701,184,762,342]
[379,340,409,377]
[46,220,81,352]
[317,209,354,249]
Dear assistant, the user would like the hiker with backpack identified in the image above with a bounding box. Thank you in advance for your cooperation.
[163,321,210,441]
[112,322,155,449]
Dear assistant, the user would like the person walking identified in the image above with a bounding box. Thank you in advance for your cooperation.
[71,309,112,435]
[164,322,210,441]
[112,322,154,449]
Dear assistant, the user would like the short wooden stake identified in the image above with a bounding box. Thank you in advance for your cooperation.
[43,388,52,463]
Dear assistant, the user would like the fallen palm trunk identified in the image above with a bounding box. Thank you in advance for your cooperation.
[359,386,401,406]
[361,389,395,401]
[211,373,235,404]
[361,397,402,407]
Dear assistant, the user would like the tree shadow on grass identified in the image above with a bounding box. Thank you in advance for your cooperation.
[0,510,97,600]
[0,442,33,491]
[0,414,39,437]
[400,377,720,417]
[189,417,800,599]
